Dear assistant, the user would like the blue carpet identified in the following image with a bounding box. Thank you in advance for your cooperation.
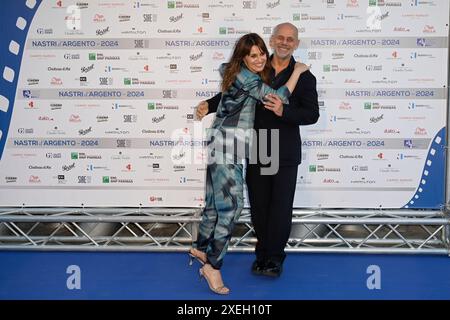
[0,251,449,300]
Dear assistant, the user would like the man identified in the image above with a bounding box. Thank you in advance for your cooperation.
[196,23,319,277]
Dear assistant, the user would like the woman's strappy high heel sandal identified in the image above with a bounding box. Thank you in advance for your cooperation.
[188,248,207,266]
[199,264,230,295]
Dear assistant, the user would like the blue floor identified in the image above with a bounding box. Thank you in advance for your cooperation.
[0,251,449,300]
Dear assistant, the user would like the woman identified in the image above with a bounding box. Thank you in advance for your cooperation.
[190,33,308,294]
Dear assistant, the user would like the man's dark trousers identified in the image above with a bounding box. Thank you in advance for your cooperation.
[246,163,298,264]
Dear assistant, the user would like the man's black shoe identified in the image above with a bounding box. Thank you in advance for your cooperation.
[260,261,283,278]
[251,260,266,276]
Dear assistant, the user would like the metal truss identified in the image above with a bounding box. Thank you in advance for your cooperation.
[0,207,448,255]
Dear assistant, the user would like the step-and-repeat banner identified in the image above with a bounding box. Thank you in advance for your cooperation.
[0,0,448,208]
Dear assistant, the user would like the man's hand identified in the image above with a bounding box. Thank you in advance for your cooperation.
[294,62,310,74]
[263,94,284,117]
[195,101,209,120]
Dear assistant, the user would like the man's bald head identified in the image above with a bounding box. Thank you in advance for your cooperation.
[272,23,299,41]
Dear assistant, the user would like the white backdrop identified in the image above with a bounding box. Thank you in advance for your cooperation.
[0,0,448,208]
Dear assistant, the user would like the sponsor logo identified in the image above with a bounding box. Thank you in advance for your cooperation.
[172,150,186,161]
[93,14,106,22]
[158,28,181,33]
[116,139,131,148]
[323,64,355,72]
[122,27,147,35]
[123,78,155,86]
[212,52,225,60]
[37,28,53,35]
[64,53,81,60]
[169,13,183,22]
[384,128,400,134]
[393,27,410,32]
[87,164,110,171]
[5,176,17,183]
[423,25,436,33]
[190,52,203,61]
[81,64,94,73]
[404,139,414,148]
[50,77,63,85]
[46,127,66,135]
[179,177,202,184]
[149,196,163,202]
[50,103,62,110]
[339,154,363,159]
[78,127,92,136]
[102,176,133,183]
[345,128,371,135]
[339,102,352,110]
[97,115,109,122]
[266,0,280,8]
[27,78,40,85]
[76,2,89,9]
[173,165,186,172]
[414,127,427,135]
[89,53,120,61]
[57,175,66,184]
[142,129,165,134]
[152,114,166,123]
[96,26,110,36]
[105,128,130,135]
[17,128,34,134]
[365,65,383,71]
[143,13,157,22]
[369,114,384,123]
[48,65,71,72]
[242,1,257,9]
[71,152,102,160]
[118,14,131,22]
[78,76,88,86]
[190,66,202,73]
[308,52,322,60]
[78,176,92,184]
[354,53,378,58]
[46,152,62,159]
[29,175,41,183]
[99,77,113,85]
[163,90,178,99]
[123,114,137,123]
[352,165,369,171]
[62,163,75,171]
[38,116,54,121]
[347,0,359,7]
[69,114,81,122]
[322,178,339,184]
[23,90,39,99]
[111,152,131,160]
[316,153,329,160]
[350,178,375,184]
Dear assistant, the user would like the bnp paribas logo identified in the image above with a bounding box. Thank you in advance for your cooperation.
[89,53,96,60]
[168,1,175,8]
[364,102,372,110]
[102,176,110,183]
[323,65,331,72]
[124,78,131,85]
[219,27,227,34]
[148,102,155,110]
[369,0,377,6]
[71,152,79,160]
[309,165,317,172]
